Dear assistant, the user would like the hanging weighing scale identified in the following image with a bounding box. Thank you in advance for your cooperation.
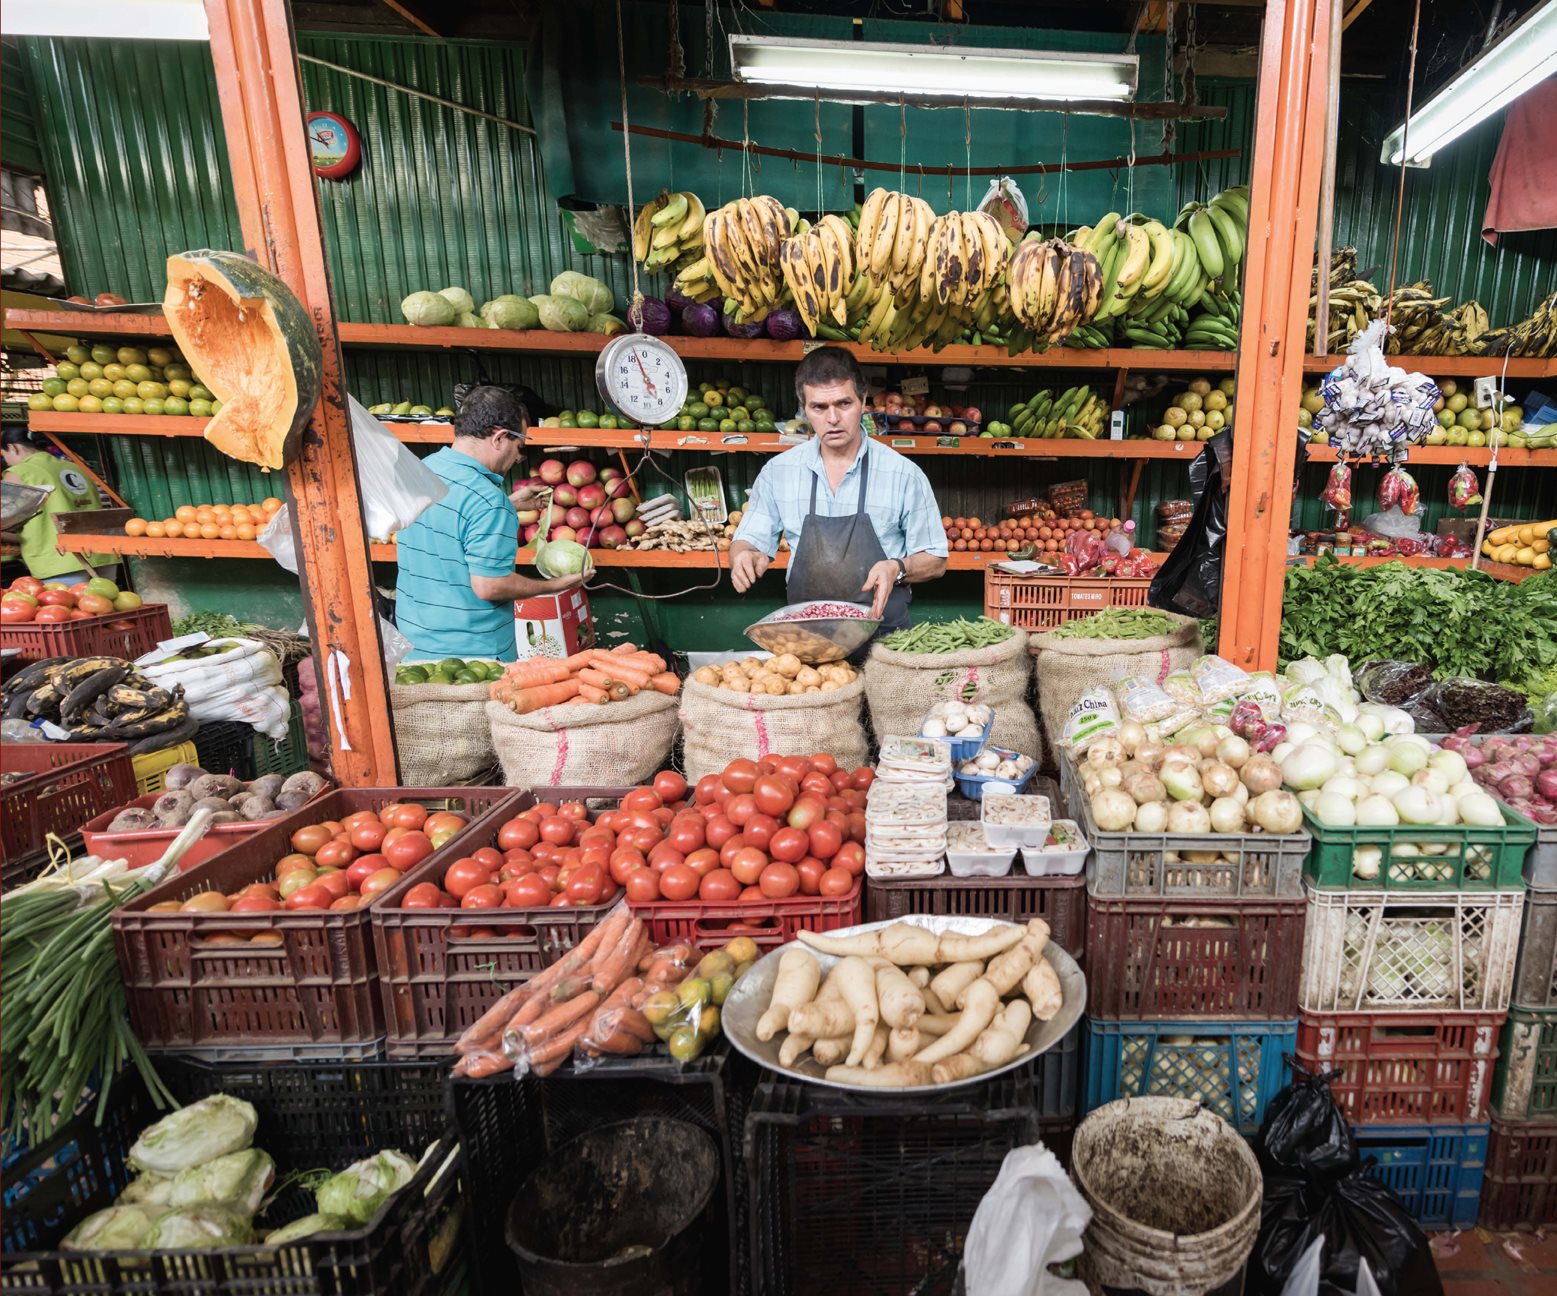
[595,332,688,429]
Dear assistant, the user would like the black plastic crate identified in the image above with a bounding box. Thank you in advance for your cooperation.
[191,719,258,781]
[452,1044,754,1296]
[2,1057,463,1296]
[746,1073,1045,1296]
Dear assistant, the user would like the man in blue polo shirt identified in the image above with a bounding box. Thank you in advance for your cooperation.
[394,386,585,662]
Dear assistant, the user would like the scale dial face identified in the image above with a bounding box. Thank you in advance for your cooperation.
[596,333,689,427]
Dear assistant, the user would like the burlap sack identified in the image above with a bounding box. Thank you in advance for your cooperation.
[487,692,679,787]
[1028,613,1203,757]
[864,632,1039,759]
[679,677,869,783]
[391,683,495,785]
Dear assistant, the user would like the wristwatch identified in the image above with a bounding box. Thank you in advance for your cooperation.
[893,558,907,586]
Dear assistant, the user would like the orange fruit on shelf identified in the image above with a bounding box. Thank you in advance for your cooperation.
[124,517,148,536]
[236,523,255,540]
[175,505,196,522]
[199,522,220,539]
[182,522,203,539]
[145,521,166,538]
[194,507,215,524]
[218,525,237,540]
[262,497,283,514]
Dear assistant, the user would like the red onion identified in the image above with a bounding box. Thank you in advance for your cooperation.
[1460,746,1485,770]
[1500,774,1534,801]
[1486,762,1519,784]
[1513,754,1542,778]
[1530,807,1557,825]
[1536,769,1557,802]
[1514,736,1534,752]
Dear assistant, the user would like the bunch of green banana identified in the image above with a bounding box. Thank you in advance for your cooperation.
[1007,237,1103,344]
[1007,385,1108,440]
[854,189,936,297]
[1183,289,1242,351]
[1063,321,1114,350]
[702,195,791,325]
[1174,184,1248,287]
[3,655,194,753]
[1119,300,1191,350]
[1073,214,1185,323]
[1307,278,1382,352]
[1477,291,1556,358]
[632,190,706,273]
[778,214,857,336]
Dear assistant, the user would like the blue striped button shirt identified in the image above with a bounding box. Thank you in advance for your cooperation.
[733,434,949,578]
[394,447,520,661]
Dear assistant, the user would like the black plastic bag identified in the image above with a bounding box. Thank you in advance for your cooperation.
[1411,677,1533,733]
[1256,1061,1356,1179]
[1353,661,1434,708]
[1150,430,1232,619]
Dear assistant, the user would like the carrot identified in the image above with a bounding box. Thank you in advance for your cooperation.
[577,668,616,692]
[503,659,573,688]
[590,919,645,993]
[453,1051,511,1078]
[648,672,680,695]
[530,1017,595,1075]
[588,651,651,683]
[610,643,639,654]
[616,1007,656,1044]
[508,679,583,713]
[518,989,600,1047]
[587,976,643,1042]
[577,683,610,705]
[454,983,534,1055]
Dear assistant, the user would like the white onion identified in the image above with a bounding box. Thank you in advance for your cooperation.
[1271,742,1294,763]
[1135,740,1165,766]
[1098,766,1124,788]
[1281,743,1338,791]
[1284,722,1323,748]
[1369,770,1409,798]
[1457,791,1504,827]
[1231,782,1250,806]
[1241,754,1284,795]
[1354,711,1387,742]
[1216,735,1251,769]
[1428,750,1469,785]
[1087,738,1126,768]
[1391,786,1441,825]
[1167,801,1212,834]
[1352,845,1382,879]
[1161,762,1204,802]
[1298,789,1322,809]
[1411,768,1450,796]
[1250,789,1304,834]
[1356,794,1400,826]
[1200,761,1241,798]
[1320,776,1367,802]
[1335,723,1369,756]
[1209,797,1247,834]
[1091,788,1138,832]
[1354,745,1390,777]
[1118,721,1147,755]
[1134,800,1169,832]
[1386,742,1429,777]
[1316,792,1357,826]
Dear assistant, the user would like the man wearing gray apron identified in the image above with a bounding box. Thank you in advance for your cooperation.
[730,347,948,640]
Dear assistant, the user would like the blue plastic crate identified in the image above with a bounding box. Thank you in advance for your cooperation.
[921,711,993,763]
[953,747,1038,801]
[1083,1016,1298,1135]
[1355,1122,1489,1230]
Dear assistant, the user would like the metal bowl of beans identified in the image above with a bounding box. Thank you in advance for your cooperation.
[744,600,880,663]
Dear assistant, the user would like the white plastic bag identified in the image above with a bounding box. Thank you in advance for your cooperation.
[140,638,291,739]
[1278,1237,1384,1296]
[978,176,1030,244]
[964,1143,1090,1296]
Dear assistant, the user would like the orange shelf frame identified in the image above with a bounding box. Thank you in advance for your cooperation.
[1306,444,1553,468]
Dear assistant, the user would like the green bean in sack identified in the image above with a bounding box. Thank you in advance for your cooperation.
[864,618,1038,759]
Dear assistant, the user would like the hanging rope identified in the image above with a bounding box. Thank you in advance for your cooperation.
[742,100,754,196]
[899,95,908,192]
[815,91,824,217]
[1384,0,1423,332]
[964,100,973,210]
[615,0,644,331]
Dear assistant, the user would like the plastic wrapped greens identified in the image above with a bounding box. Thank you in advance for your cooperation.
[129,1095,258,1174]
[314,1150,419,1225]
[1354,660,1434,707]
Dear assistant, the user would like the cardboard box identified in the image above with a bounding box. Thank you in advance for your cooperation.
[514,588,594,660]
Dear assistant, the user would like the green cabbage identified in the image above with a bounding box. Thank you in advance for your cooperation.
[481,296,540,330]
[130,1095,257,1175]
[401,291,457,327]
[438,286,476,315]
[455,311,489,328]
[118,1172,176,1208]
[314,1150,419,1225]
[143,1204,255,1249]
[264,1213,350,1245]
[62,1204,160,1251]
[169,1148,275,1216]
[588,313,628,336]
[549,271,614,315]
[529,294,589,332]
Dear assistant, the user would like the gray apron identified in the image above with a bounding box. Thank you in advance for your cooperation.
[786,450,911,636]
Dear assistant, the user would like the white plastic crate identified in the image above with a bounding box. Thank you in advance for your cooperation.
[1299,886,1525,1014]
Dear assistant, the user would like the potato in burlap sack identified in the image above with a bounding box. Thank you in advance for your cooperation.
[864,631,1039,759]
[487,692,679,787]
[392,682,496,784]
[1028,613,1203,757]
[679,676,868,783]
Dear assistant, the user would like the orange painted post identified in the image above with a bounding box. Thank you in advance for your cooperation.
[203,0,399,784]
[1218,0,1334,671]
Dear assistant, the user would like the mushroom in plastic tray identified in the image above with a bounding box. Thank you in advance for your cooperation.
[744,600,880,664]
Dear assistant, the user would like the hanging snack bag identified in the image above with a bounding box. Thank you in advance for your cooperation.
[1448,462,1483,510]
[1320,461,1353,513]
[1378,466,1420,516]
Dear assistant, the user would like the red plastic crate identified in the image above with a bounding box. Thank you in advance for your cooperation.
[983,570,1151,631]
[1084,894,1305,1019]
[0,602,172,661]
[79,790,324,872]
[1295,1009,1503,1124]
[1,741,136,886]
[111,786,522,1058]
[630,881,863,954]
[865,872,1086,964]
[1480,1117,1557,1229]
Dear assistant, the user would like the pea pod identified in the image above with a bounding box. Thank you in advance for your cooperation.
[1049,608,1177,640]
[879,616,1015,654]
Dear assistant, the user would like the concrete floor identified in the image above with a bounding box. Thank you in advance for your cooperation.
[1432,1227,1557,1293]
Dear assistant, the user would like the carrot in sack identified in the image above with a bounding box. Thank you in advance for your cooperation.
[587,652,652,688]
[638,941,693,973]
[648,672,680,695]
[577,683,611,705]
[507,680,583,713]
[581,976,647,1055]
[453,1051,511,1078]
[615,1007,656,1045]
[590,919,645,993]
[502,659,574,689]
[576,668,616,691]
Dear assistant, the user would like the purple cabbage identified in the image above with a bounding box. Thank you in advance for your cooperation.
[681,302,720,337]
[664,286,697,315]
[633,296,672,336]
[765,308,803,342]
[722,309,766,340]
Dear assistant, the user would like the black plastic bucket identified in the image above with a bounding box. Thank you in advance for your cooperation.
[504,1117,720,1296]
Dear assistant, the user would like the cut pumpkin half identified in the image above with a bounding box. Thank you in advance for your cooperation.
[163,250,323,472]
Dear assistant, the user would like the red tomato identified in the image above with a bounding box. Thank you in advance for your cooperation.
[705,815,738,849]
[740,885,765,901]
[330,895,366,911]
[291,823,333,855]
[819,867,854,896]
[652,805,676,830]
[825,796,850,815]
[725,793,759,828]
[34,606,74,623]
[540,817,575,846]
[424,810,468,838]
[624,826,663,854]
[0,600,36,624]
[239,882,280,899]
[742,813,779,852]
[566,863,606,905]
[693,774,724,806]
[647,842,685,872]
[285,883,332,911]
[699,868,742,901]
[348,821,386,851]
[36,588,75,607]
[718,833,751,868]
[759,862,800,899]
[275,852,315,877]
[461,883,505,909]
[846,812,867,844]
[833,841,865,876]
[578,827,616,851]
[768,827,810,864]
[787,797,825,831]
[811,753,839,775]
[730,847,768,886]
[653,770,688,803]
[499,860,536,884]
[7,576,43,597]
[504,874,553,908]
[538,864,561,890]
[498,818,540,850]
[808,820,844,860]
[623,787,662,813]
[401,882,447,909]
[381,803,428,830]
[356,867,401,899]
[609,847,647,883]
[774,755,812,783]
[851,767,875,791]
[666,817,706,854]
[230,894,282,912]
[443,857,491,899]
[722,758,760,794]
[752,775,795,818]
[684,848,721,877]
[795,856,825,895]
[658,863,700,902]
[345,857,384,890]
[841,789,867,811]
[471,846,503,871]
[625,868,661,902]
[314,839,358,870]
[384,832,433,871]
[801,773,834,799]
[550,893,573,907]
[558,801,589,820]
[830,768,854,792]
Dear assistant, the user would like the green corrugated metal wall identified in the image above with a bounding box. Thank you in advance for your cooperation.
[2,41,44,174]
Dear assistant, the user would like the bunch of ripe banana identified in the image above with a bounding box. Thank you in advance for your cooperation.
[1182,289,1242,351]
[701,195,792,325]
[633,190,707,277]
[854,189,938,294]
[1006,384,1108,440]
[1477,291,1557,358]
[1174,185,1249,288]
[1453,301,1492,349]
[3,654,195,753]
[1313,246,1361,294]
[1006,236,1103,346]
[1381,281,1472,356]
[778,214,857,336]
[1307,278,1382,352]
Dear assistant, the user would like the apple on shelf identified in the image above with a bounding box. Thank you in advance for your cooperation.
[869,387,982,436]
[516,459,640,548]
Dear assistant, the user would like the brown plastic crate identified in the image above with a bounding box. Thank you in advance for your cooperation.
[112,786,522,1058]
[983,569,1151,631]
[866,873,1086,964]
[1480,1117,1557,1229]
[372,791,616,1059]
[0,602,172,662]
[1084,893,1306,1019]
[1295,1009,1503,1124]
[1,741,136,886]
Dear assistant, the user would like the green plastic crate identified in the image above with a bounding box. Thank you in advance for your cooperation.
[248,701,308,779]
[1491,1005,1557,1123]
[1301,802,1534,891]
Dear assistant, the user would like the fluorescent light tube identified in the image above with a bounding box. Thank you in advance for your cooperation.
[729,35,1137,103]
[1381,1,1557,167]
[4,0,209,40]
